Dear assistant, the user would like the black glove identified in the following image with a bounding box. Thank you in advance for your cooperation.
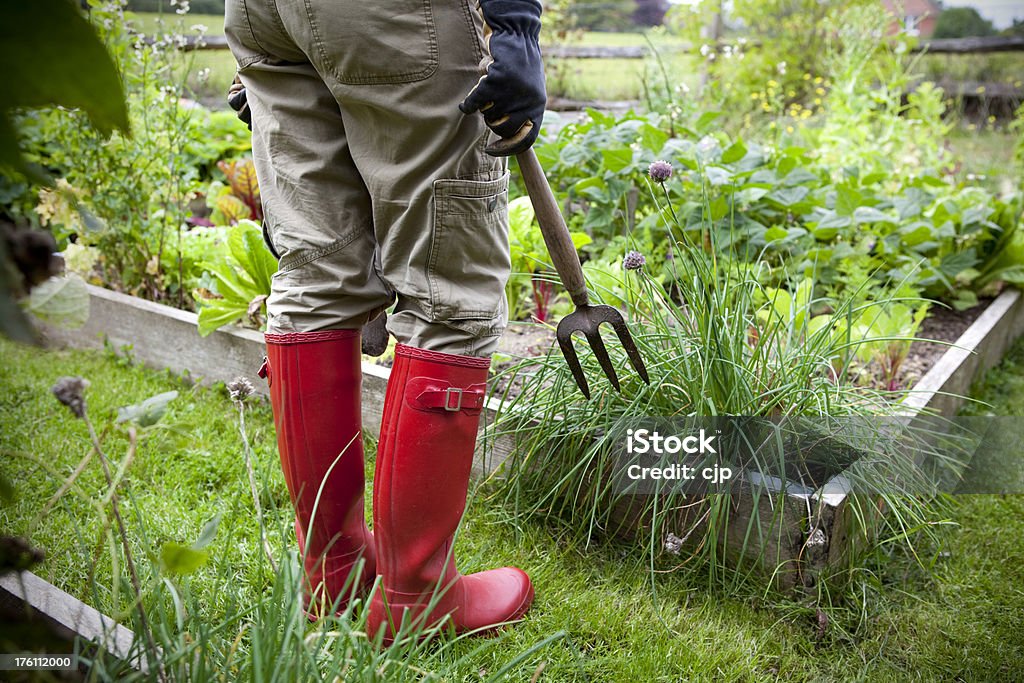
[227,74,252,130]
[459,0,546,157]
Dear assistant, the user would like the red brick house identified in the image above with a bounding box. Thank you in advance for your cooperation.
[882,0,941,37]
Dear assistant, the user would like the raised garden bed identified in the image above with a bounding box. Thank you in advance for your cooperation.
[33,284,1024,586]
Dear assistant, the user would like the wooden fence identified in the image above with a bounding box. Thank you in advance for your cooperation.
[183,34,1024,56]
[181,33,1023,112]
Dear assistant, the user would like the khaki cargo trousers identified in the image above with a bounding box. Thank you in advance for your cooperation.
[225,0,511,356]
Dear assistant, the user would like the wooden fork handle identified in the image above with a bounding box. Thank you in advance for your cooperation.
[516,148,590,308]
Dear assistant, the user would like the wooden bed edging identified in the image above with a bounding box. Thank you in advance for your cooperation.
[0,569,147,672]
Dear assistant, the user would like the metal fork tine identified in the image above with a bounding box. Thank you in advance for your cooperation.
[586,327,621,393]
[610,316,651,384]
[556,325,591,399]
[516,148,652,399]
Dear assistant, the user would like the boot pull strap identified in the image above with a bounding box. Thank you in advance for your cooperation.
[407,378,487,414]
[258,356,272,387]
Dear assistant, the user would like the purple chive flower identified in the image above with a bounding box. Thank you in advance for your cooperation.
[623,250,646,271]
[648,160,673,183]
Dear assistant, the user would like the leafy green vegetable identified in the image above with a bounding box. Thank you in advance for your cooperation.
[194,221,277,336]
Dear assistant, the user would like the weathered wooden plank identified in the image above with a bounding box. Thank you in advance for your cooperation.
[545,45,652,59]
[0,570,147,672]
[36,284,1024,468]
[176,34,229,51]
[179,34,1024,59]
[920,35,1024,54]
[901,289,1024,418]
[934,79,1024,99]
[547,96,640,112]
[38,284,268,394]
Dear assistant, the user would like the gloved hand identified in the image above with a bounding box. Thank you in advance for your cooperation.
[459,0,546,157]
[227,74,252,130]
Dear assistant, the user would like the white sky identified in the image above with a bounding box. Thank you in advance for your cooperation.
[668,0,1024,29]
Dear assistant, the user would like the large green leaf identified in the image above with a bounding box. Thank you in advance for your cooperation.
[0,0,129,139]
[600,147,633,174]
[25,274,89,328]
[721,139,748,164]
[853,206,896,225]
[202,261,257,304]
[160,543,209,576]
[196,297,249,337]
[231,221,277,294]
[117,391,178,427]
[508,196,536,241]
[766,186,810,208]
[834,185,864,217]
[193,512,222,550]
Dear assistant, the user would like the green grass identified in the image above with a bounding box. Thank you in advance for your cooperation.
[2,335,1023,680]
[947,127,1021,194]
[963,331,1024,416]
[122,16,694,104]
[126,11,225,37]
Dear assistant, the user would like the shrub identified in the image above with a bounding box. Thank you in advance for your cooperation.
[933,7,996,39]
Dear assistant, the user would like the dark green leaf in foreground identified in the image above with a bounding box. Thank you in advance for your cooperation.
[0,0,129,171]
[0,0,129,133]
[0,235,37,344]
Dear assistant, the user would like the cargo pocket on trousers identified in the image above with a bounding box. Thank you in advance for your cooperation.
[427,175,510,325]
[304,0,438,85]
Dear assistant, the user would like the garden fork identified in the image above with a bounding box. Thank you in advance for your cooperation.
[516,148,650,399]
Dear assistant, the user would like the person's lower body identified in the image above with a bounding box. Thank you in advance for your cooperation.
[225,0,533,632]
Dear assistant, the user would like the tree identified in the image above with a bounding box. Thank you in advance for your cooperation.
[933,7,996,39]
[633,0,669,27]
[569,1,635,32]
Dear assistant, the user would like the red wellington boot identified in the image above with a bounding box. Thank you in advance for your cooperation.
[367,344,533,642]
[262,330,375,616]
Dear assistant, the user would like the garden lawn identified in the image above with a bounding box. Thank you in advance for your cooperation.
[947,126,1021,194]
[126,15,696,104]
[1,335,1022,681]
[546,30,695,102]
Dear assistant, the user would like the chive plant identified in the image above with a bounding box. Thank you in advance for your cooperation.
[487,162,950,602]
